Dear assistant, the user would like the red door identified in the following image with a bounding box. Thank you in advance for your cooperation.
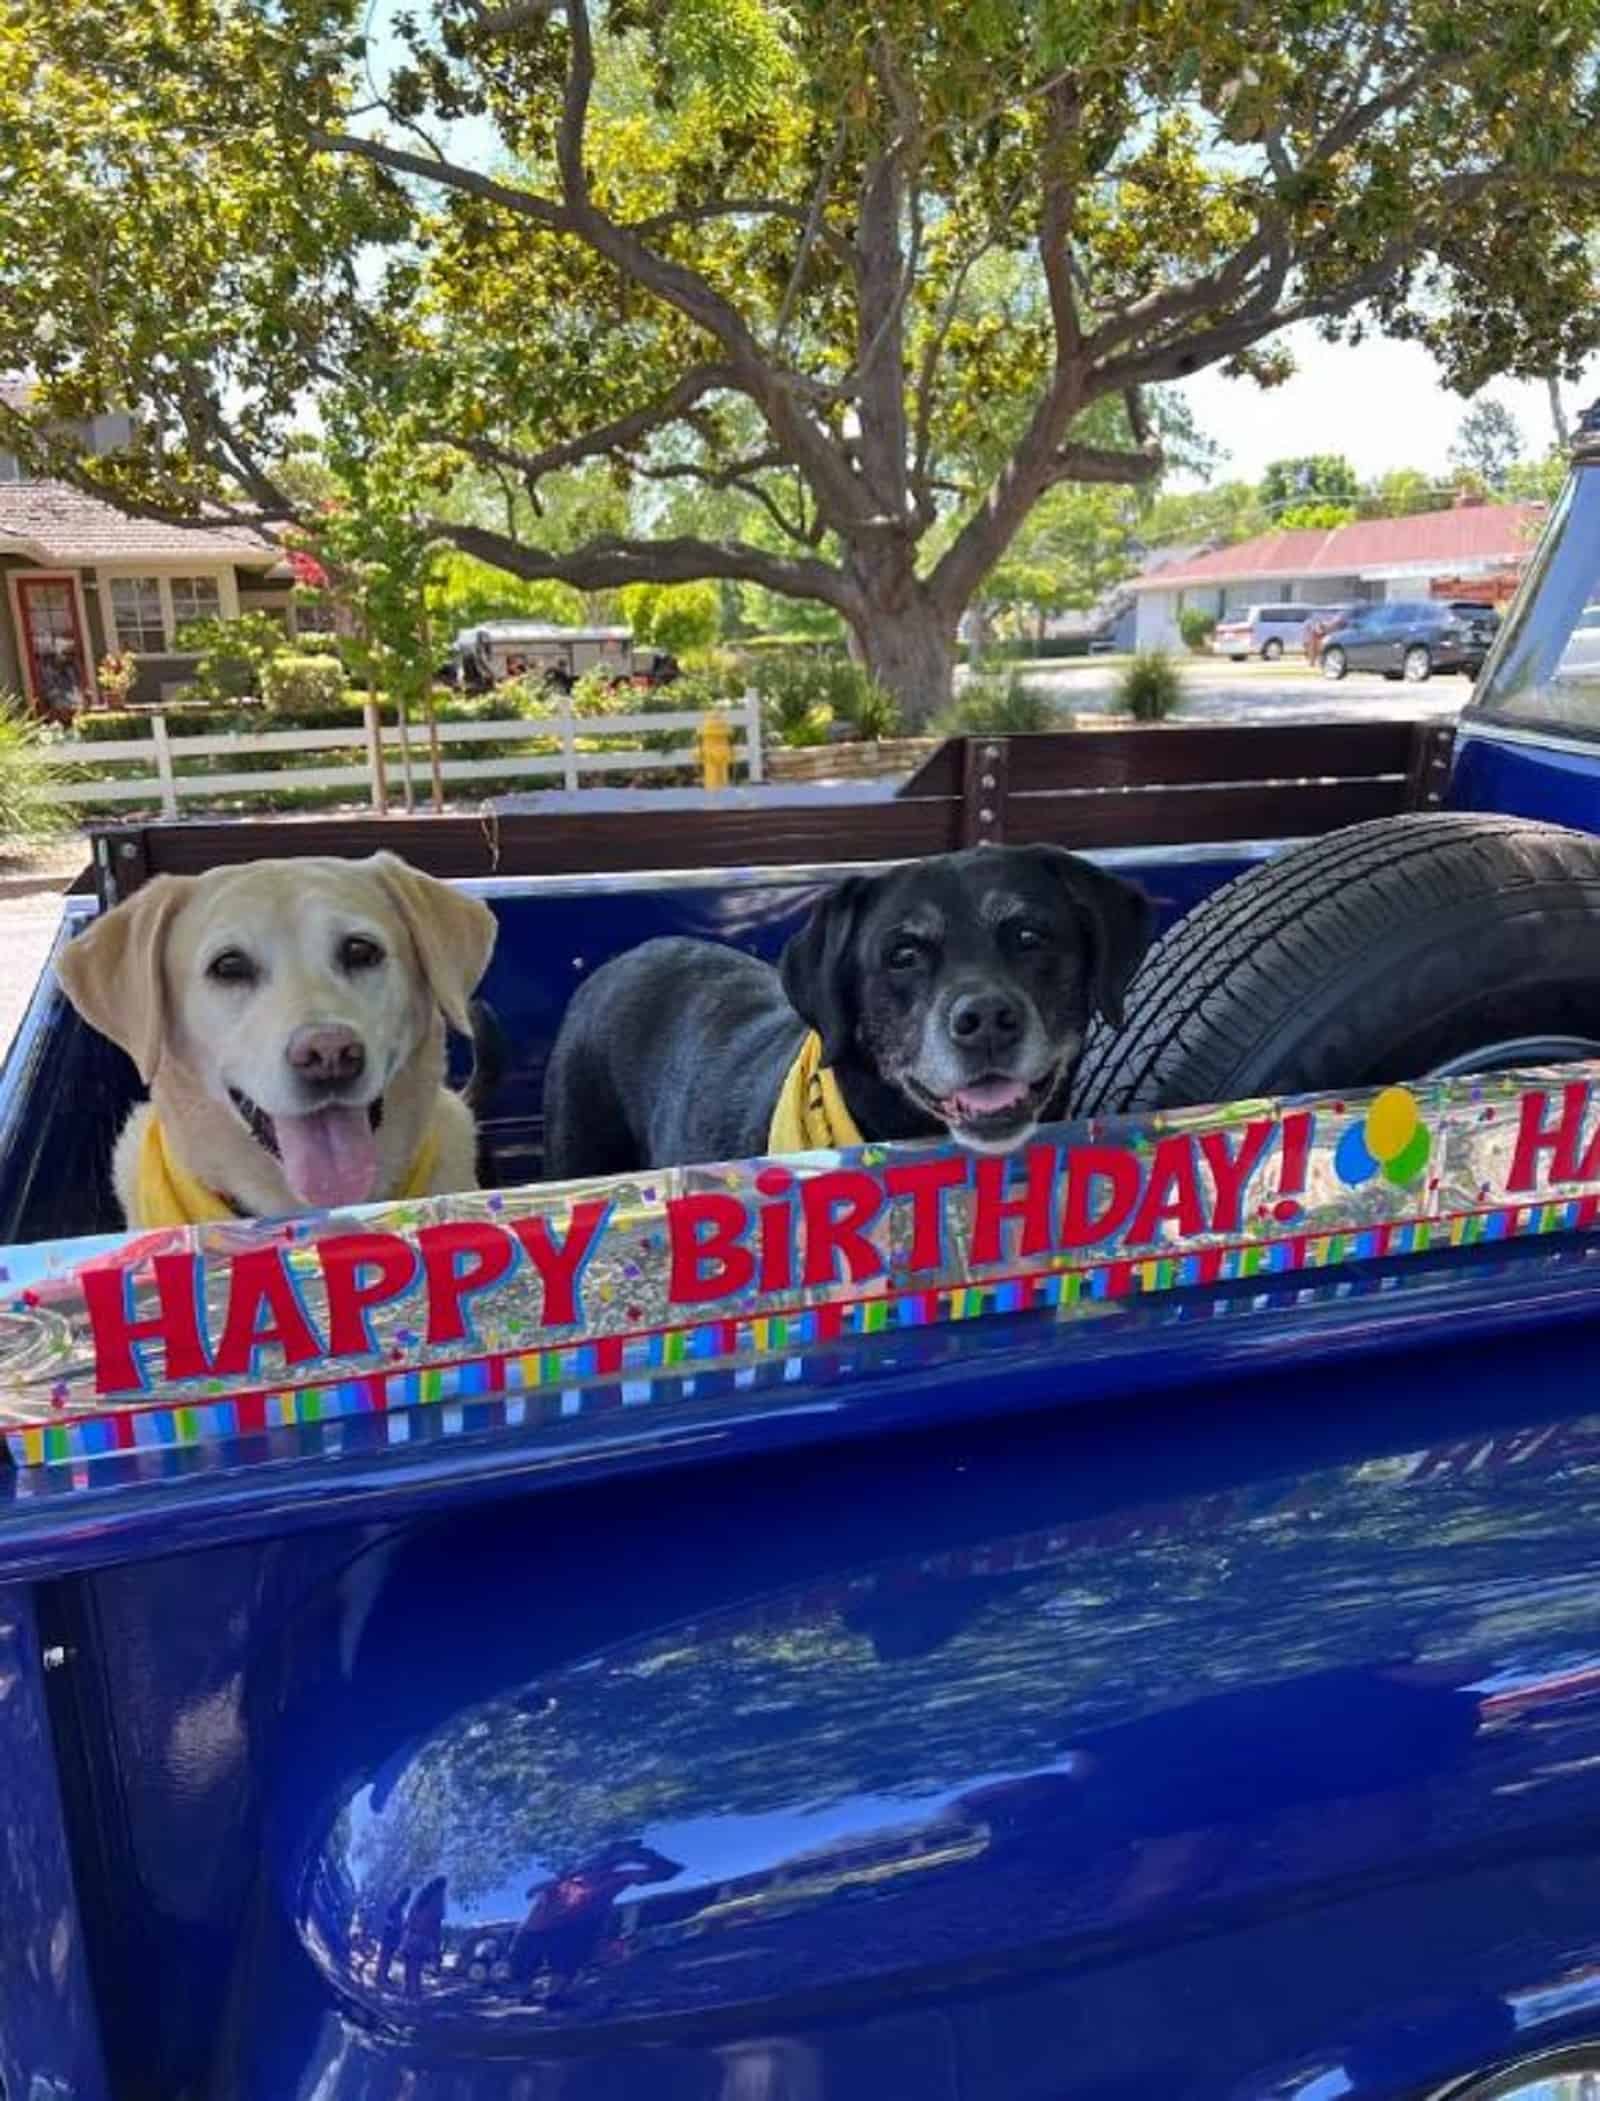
[14,574,90,713]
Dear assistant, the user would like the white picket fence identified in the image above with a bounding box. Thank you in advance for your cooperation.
[39,690,764,816]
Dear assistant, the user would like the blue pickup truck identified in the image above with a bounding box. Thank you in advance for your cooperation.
[8,444,1600,2101]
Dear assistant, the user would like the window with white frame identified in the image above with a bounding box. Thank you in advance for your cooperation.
[108,576,166,653]
[102,570,233,654]
[169,574,222,633]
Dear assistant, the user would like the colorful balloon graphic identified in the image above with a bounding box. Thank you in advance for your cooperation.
[1334,1122,1379,1185]
[1334,1086,1430,1189]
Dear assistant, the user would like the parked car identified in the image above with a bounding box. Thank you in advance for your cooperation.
[441,623,681,695]
[1319,599,1500,682]
[1210,603,1320,660]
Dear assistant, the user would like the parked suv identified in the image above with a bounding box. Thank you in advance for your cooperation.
[1211,603,1317,661]
[1319,599,1500,683]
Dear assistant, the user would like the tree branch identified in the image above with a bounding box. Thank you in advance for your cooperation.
[305,125,570,230]
[1042,440,1163,488]
[1039,78,1085,368]
[1093,238,1415,392]
[427,363,741,488]
[851,34,921,525]
[437,521,860,613]
[909,182,1029,502]
[629,453,810,543]
[629,194,851,265]
[773,119,850,349]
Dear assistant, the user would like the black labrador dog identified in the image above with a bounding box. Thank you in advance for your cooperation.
[541,845,1152,1177]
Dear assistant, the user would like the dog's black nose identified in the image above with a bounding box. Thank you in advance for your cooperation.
[287,1023,367,1088]
[948,990,1022,1055]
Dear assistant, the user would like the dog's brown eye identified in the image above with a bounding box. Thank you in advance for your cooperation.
[340,935,385,972]
[1014,926,1047,951]
[206,949,257,985]
[886,939,923,971]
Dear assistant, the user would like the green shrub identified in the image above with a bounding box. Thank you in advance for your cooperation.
[569,667,626,719]
[260,654,346,712]
[1117,648,1184,722]
[490,674,556,719]
[1177,606,1217,653]
[845,679,900,741]
[0,696,72,849]
[750,651,892,747]
[941,669,1052,735]
[679,644,745,698]
[173,612,290,702]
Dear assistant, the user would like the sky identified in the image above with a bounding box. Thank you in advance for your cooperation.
[1171,322,1600,489]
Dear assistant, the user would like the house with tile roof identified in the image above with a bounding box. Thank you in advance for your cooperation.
[0,384,310,711]
[1127,497,1547,653]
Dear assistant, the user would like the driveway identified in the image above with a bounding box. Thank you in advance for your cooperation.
[1022,653,1471,727]
[0,845,86,1067]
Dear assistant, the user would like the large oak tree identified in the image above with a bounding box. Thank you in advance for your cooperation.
[4,0,1600,721]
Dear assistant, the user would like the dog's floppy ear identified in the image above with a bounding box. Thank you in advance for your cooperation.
[1030,846,1154,1028]
[369,852,497,1035]
[779,875,871,1066]
[54,875,195,1084]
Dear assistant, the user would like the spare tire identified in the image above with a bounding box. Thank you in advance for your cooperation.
[1072,814,1600,1115]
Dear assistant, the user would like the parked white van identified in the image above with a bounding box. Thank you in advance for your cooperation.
[1211,604,1319,661]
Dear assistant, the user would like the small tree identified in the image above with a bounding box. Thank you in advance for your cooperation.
[1450,400,1525,486]
[618,581,720,656]
[1275,500,1359,529]
[172,613,289,703]
[1261,457,1361,512]
[288,406,456,810]
[985,482,1141,640]
[1367,468,1441,518]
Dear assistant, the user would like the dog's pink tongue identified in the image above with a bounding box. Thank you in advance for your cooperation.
[950,1077,1029,1117]
[274,1107,378,1211]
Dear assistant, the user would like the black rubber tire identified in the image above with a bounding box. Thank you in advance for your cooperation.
[1072,814,1600,1115]
[1261,638,1283,661]
[1322,646,1347,680]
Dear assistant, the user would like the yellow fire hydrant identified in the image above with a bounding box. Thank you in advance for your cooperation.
[698,708,733,790]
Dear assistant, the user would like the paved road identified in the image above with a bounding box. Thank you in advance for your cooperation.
[1023,655,1471,726]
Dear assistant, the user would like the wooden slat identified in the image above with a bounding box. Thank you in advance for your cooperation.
[1003,721,1420,793]
[99,798,962,893]
[1003,777,1408,850]
[897,740,962,797]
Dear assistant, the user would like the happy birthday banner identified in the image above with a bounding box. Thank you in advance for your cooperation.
[6,1065,1600,1467]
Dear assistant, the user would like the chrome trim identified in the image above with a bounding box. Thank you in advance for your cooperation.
[1429,2043,1600,2101]
[1454,718,1600,761]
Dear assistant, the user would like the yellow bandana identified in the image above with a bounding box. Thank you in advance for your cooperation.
[767,1031,864,1155]
[132,1113,441,1228]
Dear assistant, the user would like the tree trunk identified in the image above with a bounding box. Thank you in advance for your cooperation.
[853,601,957,731]
[1547,375,1570,448]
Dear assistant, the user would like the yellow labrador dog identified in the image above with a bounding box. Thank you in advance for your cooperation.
[56,852,497,1227]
